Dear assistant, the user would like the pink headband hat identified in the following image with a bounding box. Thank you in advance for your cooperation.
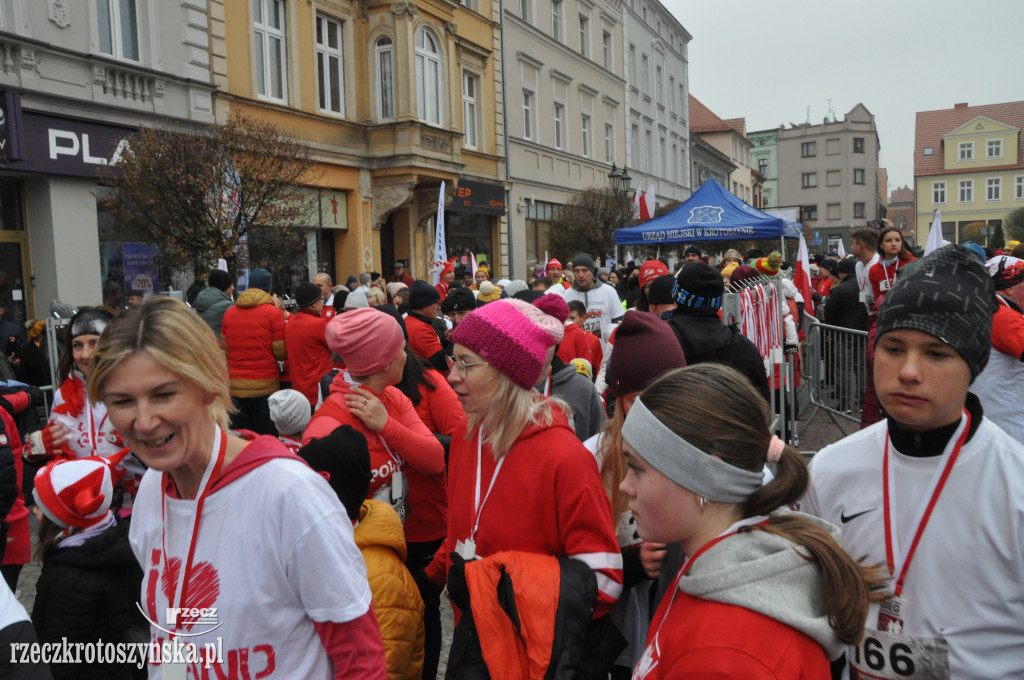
[326,308,405,376]
[452,298,564,389]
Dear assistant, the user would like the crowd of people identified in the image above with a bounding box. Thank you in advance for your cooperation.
[0,231,1021,679]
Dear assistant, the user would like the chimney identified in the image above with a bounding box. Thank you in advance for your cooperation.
[954,102,968,109]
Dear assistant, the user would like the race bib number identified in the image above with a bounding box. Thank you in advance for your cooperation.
[373,473,409,522]
[880,279,891,291]
[162,663,188,680]
[849,628,949,679]
[859,292,868,303]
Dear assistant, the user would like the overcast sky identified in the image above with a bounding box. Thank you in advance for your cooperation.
[662,0,1024,195]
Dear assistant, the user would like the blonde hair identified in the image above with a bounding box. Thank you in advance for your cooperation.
[88,296,235,429]
[598,397,629,521]
[366,287,386,306]
[466,370,568,459]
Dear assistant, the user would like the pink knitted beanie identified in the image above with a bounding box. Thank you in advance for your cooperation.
[326,308,404,377]
[452,298,565,389]
[532,293,569,324]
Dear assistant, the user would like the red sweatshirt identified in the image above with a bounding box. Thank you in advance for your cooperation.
[425,408,622,616]
[303,372,445,499]
[284,308,332,407]
[557,321,591,365]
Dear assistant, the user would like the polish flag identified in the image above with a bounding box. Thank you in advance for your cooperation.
[631,185,642,221]
[795,232,815,317]
[641,184,657,222]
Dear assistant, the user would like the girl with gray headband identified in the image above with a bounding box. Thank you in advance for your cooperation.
[620,363,886,678]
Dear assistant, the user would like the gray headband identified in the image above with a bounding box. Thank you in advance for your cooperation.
[621,398,764,503]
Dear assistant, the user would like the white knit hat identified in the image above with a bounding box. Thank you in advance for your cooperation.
[268,389,312,436]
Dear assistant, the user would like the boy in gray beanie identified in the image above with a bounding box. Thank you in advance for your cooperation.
[804,244,1024,679]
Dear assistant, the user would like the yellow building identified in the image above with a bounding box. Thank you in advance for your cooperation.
[210,0,507,288]
[914,101,1024,244]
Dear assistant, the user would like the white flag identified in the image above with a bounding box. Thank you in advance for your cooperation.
[432,182,447,285]
[643,183,657,221]
[837,240,846,259]
[632,185,642,221]
[470,252,478,277]
[924,210,946,256]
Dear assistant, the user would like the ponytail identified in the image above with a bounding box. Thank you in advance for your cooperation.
[743,444,807,518]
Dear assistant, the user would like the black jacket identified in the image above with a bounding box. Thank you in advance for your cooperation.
[823,276,869,331]
[668,308,771,404]
[32,518,145,680]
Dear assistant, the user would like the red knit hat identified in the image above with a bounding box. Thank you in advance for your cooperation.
[532,293,569,324]
[452,299,564,389]
[639,260,670,287]
[546,258,562,272]
[32,449,130,529]
[607,311,686,397]
[326,308,405,376]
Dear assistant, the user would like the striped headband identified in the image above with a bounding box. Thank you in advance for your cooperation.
[622,397,763,503]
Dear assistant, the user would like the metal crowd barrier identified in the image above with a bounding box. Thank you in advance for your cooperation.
[800,315,868,437]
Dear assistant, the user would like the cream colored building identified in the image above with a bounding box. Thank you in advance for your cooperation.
[914,101,1024,245]
[503,0,627,275]
[213,0,508,285]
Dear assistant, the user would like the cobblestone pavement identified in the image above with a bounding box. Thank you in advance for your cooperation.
[14,382,849,678]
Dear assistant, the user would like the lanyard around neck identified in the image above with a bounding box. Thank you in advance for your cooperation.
[882,410,969,596]
[472,429,506,542]
[160,427,227,637]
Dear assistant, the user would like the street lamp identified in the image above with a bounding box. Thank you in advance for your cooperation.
[607,164,632,194]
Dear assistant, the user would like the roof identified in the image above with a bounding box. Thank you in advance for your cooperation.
[889,186,914,204]
[723,117,746,135]
[915,101,1024,177]
[689,94,733,134]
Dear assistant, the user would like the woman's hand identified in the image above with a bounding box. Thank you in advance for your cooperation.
[42,421,73,455]
[345,387,388,433]
[640,541,667,579]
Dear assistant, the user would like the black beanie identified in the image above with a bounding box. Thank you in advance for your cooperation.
[295,282,322,308]
[409,280,441,309]
[647,275,676,305]
[442,287,477,314]
[297,425,371,521]
[332,288,349,312]
[674,262,724,309]
[875,244,995,379]
[208,269,233,292]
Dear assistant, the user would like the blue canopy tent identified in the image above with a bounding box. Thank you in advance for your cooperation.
[615,178,801,250]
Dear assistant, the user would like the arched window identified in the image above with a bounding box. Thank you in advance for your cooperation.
[414,28,441,125]
[376,36,395,120]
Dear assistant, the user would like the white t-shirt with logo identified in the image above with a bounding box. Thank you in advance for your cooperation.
[130,457,372,679]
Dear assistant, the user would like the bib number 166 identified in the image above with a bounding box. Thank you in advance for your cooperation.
[849,631,949,680]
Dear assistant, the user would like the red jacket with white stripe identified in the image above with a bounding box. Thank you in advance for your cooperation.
[425,406,622,616]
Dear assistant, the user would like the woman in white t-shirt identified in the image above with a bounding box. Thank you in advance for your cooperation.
[88,296,386,679]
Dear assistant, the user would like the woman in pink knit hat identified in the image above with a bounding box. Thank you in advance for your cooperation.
[304,308,445,523]
[424,299,622,628]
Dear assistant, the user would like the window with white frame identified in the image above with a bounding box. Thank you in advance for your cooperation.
[602,31,612,70]
[645,129,653,172]
[853,137,864,153]
[853,168,865,185]
[628,44,636,82]
[522,90,535,140]
[668,75,675,113]
[315,14,345,116]
[959,179,973,203]
[655,65,663,103]
[553,103,565,149]
[932,181,946,205]
[959,141,974,161]
[550,0,562,40]
[581,114,591,158]
[672,142,678,183]
[658,136,666,177]
[376,36,395,120]
[604,123,613,163]
[254,0,287,101]
[98,0,140,62]
[415,28,442,125]
[1017,176,1024,200]
[519,0,530,21]
[987,177,1001,201]
[578,14,589,57]
[631,123,640,168]
[462,72,479,149]
[987,139,1002,159]
[853,202,865,219]
[459,0,475,9]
